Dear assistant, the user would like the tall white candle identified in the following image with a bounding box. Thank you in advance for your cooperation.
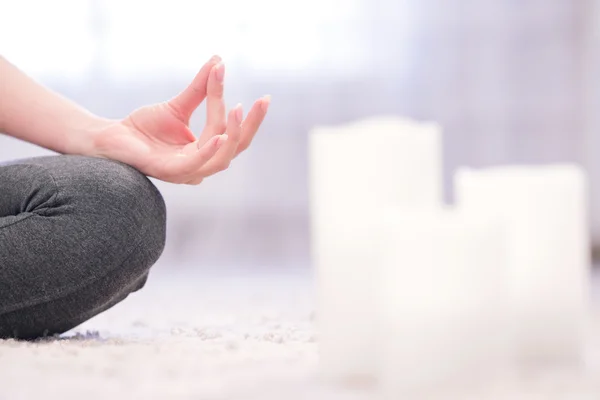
[309,116,443,382]
[377,209,511,397]
[454,165,590,364]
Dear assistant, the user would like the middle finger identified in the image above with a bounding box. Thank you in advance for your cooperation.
[197,103,243,177]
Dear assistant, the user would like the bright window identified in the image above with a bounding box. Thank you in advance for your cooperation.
[1,0,368,79]
[0,0,95,79]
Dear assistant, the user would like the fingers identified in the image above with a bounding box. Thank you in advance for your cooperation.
[168,55,221,121]
[197,62,227,144]
[186,176,204,185]
[162,64,269,184]
[181,96,269,183]
[165,134,228,179]
[235,95,270,156]
[197,104,243,177]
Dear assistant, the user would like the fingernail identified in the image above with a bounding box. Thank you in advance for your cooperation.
[235,104,243,124]
[218,134,229,146]
[215,63,225,82]
[261,95,271,112]
[210,54,222,63]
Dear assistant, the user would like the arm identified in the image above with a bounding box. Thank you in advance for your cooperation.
[0,55,270,184]
[0,56,108,156]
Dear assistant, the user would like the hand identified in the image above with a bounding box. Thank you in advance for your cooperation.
[91,55,270,184]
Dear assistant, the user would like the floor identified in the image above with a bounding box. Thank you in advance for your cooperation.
[1,268,600,400]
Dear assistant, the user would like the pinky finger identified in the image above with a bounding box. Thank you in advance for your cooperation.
[166,134,228,178]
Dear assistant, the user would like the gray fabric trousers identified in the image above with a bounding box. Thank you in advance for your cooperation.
[0,155,166,340]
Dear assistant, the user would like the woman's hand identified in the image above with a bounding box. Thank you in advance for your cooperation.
[91,55,270,184]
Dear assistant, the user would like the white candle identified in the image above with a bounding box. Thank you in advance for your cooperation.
[308,116,443,382]
[377,209,511,397]
[454,165,590,364]
[309,117,443,210]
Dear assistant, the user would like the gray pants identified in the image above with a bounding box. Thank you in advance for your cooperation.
[0,155,166,339]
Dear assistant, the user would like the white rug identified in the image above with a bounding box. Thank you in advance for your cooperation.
[2,269,600,400]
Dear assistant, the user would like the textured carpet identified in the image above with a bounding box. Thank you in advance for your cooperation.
[1,269,600,400]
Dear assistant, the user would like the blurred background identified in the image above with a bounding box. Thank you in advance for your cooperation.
[1,0,599,271]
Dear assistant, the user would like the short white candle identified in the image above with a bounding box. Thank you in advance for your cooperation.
[308,117,443,382]
[377,209,511,397]
[454,165,590,364]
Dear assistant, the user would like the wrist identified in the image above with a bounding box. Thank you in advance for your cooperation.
[70,116,118,157]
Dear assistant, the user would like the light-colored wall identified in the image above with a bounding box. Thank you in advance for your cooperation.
[1,0,596,268]
[582,0,600,253]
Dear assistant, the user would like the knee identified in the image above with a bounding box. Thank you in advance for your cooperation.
[49,155,167,264]
[101,158,166,262]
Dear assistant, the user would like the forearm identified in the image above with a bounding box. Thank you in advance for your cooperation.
[0,56,111,155]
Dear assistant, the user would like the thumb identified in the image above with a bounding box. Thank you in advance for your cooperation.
[168,55,221,120]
